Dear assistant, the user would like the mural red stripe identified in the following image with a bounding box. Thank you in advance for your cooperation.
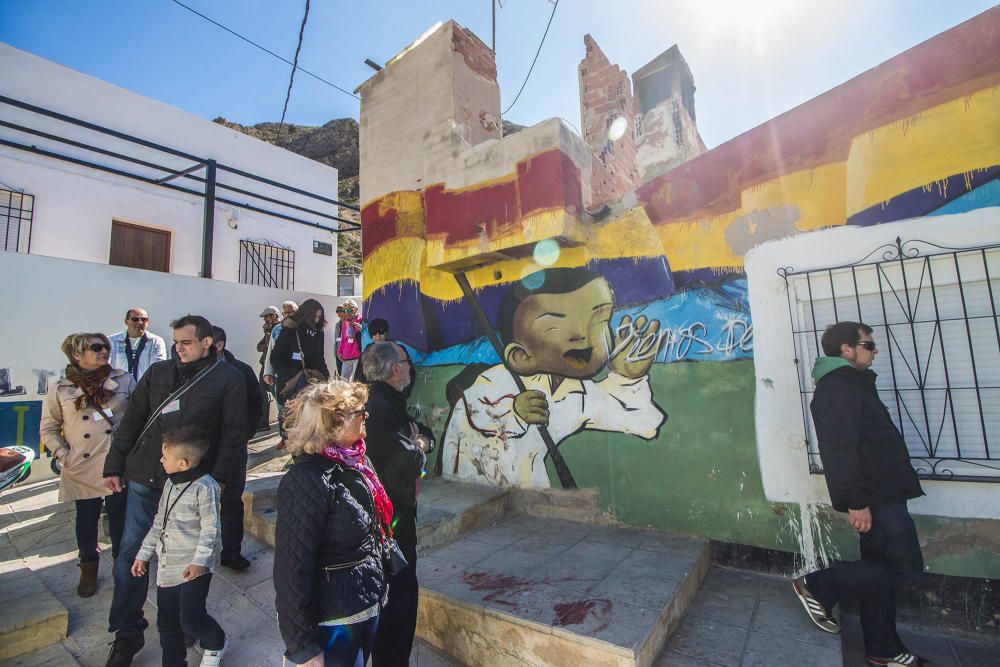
[425,180,520,244]
[361,200,401,259]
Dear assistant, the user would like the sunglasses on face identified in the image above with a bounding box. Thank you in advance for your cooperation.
[129,317,149,323]
[856,341,877,351]
[88,343,111,352]
[349,409,368,420]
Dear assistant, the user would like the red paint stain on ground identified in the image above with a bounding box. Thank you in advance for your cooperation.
[553,598,613,633]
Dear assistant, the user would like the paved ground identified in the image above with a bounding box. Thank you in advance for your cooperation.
[1,475,458,666]
[656,566,842,666]
[656,566,1000,667]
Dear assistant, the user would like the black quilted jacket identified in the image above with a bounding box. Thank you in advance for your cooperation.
[273,454,386,664]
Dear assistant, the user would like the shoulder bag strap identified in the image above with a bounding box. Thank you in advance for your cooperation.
[295,331,307,371]
[135,358,222,444]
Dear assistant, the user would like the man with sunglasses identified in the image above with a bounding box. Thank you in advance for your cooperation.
[108,308,168,381]
[793,321,926,667]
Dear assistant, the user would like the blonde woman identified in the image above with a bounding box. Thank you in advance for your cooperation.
[40,333,136,596]
[274,379,396,667]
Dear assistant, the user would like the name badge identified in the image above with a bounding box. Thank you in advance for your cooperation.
[292,352,302,361]
[347,337,354,344]
[163,400,181,414]
[93,407,114,421]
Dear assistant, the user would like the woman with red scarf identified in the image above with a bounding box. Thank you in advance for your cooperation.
[274,379,398,667]
[40,333,135,597]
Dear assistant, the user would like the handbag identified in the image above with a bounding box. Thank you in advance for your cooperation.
[279,331,323,400]
[381,536,408,576]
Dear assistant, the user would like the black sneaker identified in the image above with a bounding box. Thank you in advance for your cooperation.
[104,634,144,667]
[791,576,840,634]
[865,652,930,666]
[221,554,252,570]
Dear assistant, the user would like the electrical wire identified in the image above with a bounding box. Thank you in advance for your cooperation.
[168,0,359,101]
[276,0,311,140]
[501,0,559,116]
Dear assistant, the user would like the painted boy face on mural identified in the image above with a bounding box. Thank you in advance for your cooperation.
[504,278,615,379]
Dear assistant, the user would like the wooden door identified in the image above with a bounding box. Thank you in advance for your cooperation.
[109,221,170,272]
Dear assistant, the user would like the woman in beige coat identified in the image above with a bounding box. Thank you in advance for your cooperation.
[40,333,136,597]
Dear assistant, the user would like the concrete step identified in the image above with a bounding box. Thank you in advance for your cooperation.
[243,474,707,666]
[417,514,710,667]
[0,564,69,661]
[243,473,509,552]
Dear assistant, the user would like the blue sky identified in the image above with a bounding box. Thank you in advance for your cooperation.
[1,1,994,148]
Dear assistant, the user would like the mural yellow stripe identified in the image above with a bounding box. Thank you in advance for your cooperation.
[740,162,847,233]
[362,238,426,301]
[589,207,665,259]
[846,86,1000,217]
[656,212,743,272]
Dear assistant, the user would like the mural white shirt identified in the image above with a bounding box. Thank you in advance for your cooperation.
[442,364,665,488]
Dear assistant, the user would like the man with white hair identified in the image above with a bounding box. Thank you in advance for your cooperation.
[362,341,433,666]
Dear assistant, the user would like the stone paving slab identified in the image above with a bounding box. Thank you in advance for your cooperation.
[840,612,1000,666]
[418,512,711,666]
[658,566,843,667]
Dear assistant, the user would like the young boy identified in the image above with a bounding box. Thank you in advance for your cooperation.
[132,426,226,666]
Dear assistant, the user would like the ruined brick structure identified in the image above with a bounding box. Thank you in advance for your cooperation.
[579,36,706,208]
[578,35,639,210]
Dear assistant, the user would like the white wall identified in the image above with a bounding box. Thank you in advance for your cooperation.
[0,251,352,460]
[0,43,343,295]
[745,208,1000,520]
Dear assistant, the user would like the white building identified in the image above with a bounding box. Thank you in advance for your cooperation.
[0,42,352,293]
[0,43,358,467]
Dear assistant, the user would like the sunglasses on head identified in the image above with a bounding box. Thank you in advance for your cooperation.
[856,341,877,351]
[88,343,110,352]
[129,317,149,323]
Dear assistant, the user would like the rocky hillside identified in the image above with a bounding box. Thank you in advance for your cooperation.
[214,116,526,274]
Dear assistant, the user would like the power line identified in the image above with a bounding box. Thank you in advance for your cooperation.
[276,0,311,140]
[501,0,559,116]
[168,0,359,101]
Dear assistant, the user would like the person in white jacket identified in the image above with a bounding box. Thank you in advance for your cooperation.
[442,268,667,488]
[132,426,226,667]
[108,307,168,381]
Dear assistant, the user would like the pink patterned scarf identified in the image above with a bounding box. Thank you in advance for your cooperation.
[321,439,394,536]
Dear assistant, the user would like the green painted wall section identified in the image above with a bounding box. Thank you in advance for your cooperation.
[407,361,1000,579]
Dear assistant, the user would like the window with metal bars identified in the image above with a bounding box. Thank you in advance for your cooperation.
[780,237,1000,482]
[1,188,33,253]
[239,239,294,290]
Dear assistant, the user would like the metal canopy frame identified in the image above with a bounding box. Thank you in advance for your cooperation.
[0,95,359,279]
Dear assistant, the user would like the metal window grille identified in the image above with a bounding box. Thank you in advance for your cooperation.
[239,240,294,290]
[780,237,1000,482]
[0,188,33,252]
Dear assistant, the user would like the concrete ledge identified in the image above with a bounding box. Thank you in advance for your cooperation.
[417,515,711,667]
[0,568,68,661]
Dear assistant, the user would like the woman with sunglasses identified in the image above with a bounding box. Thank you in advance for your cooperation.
[40,333,136,597]
[274,379,396,666]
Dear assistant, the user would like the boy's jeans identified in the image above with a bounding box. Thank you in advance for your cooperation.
[158,573,226,666]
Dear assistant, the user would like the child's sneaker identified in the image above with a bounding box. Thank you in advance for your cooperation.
[195,638,228,666]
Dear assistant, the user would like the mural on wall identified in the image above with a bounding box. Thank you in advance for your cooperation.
[0,366,59,457]
[360,9,999,575]
[442,267,666,488]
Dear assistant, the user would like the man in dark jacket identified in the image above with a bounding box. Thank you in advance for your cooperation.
[362,341,433,667]
[213,325,263,570]
[102,315,247,667]
[792,321,926,667]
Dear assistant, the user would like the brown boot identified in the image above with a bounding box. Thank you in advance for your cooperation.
[77,560,99,597]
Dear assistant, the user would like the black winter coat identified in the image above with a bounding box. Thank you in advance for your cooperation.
[103,353,247,488]
[810,365,924,512]
[222,349,263,441]
[271,320,330,396]
[365,381,430,558]
[274,454,386,664]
